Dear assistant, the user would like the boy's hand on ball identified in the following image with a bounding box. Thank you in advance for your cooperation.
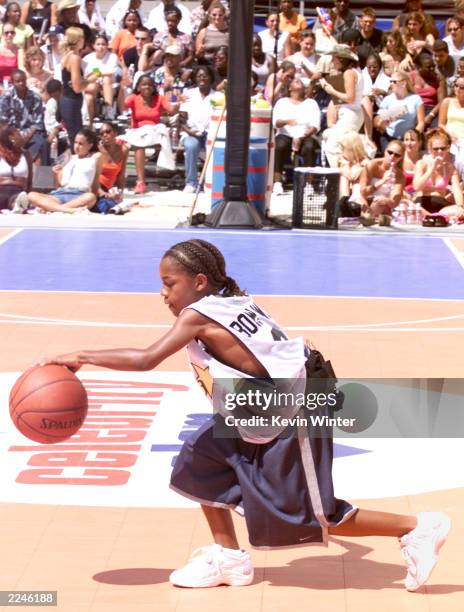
[40,353,82,372]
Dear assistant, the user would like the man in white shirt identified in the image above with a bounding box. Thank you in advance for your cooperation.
[147,0,192,36]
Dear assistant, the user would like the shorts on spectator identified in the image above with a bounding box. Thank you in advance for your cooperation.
[50,188,86,204]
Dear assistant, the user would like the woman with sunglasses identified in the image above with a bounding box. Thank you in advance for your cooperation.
[195,1,228,66]
[413,127,464,223]
[0,22,21,89]
[443,16,464,66]
[359,139,405,226]
[0,2,34,52]
[374,70,425,152]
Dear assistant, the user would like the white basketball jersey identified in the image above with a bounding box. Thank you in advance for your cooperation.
[183,295,307,442]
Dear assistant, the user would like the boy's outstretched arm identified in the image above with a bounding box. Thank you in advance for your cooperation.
[41,310,205,373]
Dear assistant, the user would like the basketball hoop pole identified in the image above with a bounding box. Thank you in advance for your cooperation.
[205,0,263,228]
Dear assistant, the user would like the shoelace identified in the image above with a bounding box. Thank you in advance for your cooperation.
[187,545,219,567]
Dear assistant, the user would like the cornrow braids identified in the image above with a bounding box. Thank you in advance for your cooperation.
[163,240,246,297]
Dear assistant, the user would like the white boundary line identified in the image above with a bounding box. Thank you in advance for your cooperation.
[0,228,21,246]
[443,237,464,271]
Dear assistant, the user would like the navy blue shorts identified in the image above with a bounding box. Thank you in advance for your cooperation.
[170,415,356,548]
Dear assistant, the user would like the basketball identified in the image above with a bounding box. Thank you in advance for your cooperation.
[9,364,88,444]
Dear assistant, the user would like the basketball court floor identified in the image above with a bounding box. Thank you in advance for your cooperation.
[0,224,463,611]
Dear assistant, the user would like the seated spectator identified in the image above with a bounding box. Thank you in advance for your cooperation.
[1,3,34,51]
[251,33,275,92]
[402,128,423,201]
[380,30,409,72]
[413,127,464,221]
[24,45,52,96]
[195,1,228,66]
[320,44,365,168]
[433,40,456,97]
[359,139,405,225]
[0,125,32,211]
[190,0,228,39]
[258,12,291,65]
[179,65,215,193]
[356,7,383,69]
[105,0,145,42]
[212,44,227,90]
[264,59,296,104]
[111,9,141,62]
[287,31,318,86]
[278,0,307,52]
[151,6,193,68]
[147,0,191,36]
[43,78,65,158]
[125,25,150,72]
[337,130,368,215]
[21,127,102,213]
[94,121,129,210]
[20,0,57,43]
[272,77,321,195]
[361,52,391,142]
[392,0,438,40]
[120,74,177,194]
[438,77,464,164]
[78,0,105,34]
[40,25,63,73]
[410,53,445,129]
[401,11,434,61]
[313,0,358,42]
[0,22,21,90]
[374,70,425,152]
[0,68,48,163]
[443,16,464,66]
[84,33,120,122]
[150,44,191,97]
[56,0,93,56]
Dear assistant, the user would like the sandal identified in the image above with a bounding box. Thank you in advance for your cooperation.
[422,213,449,228]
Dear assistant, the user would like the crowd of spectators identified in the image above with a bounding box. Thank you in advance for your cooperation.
[0,0,463,227]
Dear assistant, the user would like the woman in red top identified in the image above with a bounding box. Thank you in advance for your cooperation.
[122,74,176,194]
[0,23,20,90]
[411,53,445,128]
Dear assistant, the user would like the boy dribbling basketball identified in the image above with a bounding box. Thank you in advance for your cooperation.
[44,239,450,591]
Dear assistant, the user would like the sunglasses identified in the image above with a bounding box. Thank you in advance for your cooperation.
[100,129,113,134]
[135,36,148,40]
[4,30,15,35]
[386,150,402,158]
[432,146,448,151]
[455,84,464,89]
[448,27,460,32]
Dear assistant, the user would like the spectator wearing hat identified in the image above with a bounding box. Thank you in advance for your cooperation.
[320,44,365,167]
[57,0,93,54]
[149,44,191,98]
[0,68,48,163]
[147,0,192,37]
[20,0,57,43]
[1,2,34,51]
[40,24,63,72]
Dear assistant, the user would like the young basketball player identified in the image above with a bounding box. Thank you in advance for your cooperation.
[43,239,450,591]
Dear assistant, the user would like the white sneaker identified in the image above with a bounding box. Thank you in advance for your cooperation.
[169,544,254,588]
[183,184,196,194]
[272,181,284,196]
[11,191,29,214]
[400,512,451,591]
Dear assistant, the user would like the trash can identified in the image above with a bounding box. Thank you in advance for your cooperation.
[292,167,340,229]
[204,108,272,216]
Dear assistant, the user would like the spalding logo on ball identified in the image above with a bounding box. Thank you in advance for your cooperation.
[9,364,88,444]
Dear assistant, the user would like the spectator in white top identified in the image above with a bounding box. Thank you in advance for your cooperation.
[147,0,191,36]
[287,30,318,86]
[179,65,215,193]
[272,77,321,195]
[83,33,119,121]
[361,52,391,141]
[258,12,291,65]
[78,0,105,34]
[105,0,145,41]
[443,16,464,66]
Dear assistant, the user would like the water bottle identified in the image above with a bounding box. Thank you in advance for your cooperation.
[406,202,417,225]
[50,137,58,162]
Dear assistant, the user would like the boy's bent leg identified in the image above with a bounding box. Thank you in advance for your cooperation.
[328,508,416,538]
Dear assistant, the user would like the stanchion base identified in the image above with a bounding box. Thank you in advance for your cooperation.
[204,200,263,229]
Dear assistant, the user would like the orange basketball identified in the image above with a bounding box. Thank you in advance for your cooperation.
[9,364,88,444]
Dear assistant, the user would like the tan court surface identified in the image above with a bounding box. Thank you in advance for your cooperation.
[0,292,463,611]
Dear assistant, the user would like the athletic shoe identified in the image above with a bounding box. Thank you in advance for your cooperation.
[183,184,196,194]
[134,181,146,195]
[169,544,254,588]
[273,181,284,196]
[11,191,29,214]
[400,512,451,591]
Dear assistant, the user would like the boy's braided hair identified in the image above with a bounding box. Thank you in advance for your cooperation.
[163,240,246,297]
